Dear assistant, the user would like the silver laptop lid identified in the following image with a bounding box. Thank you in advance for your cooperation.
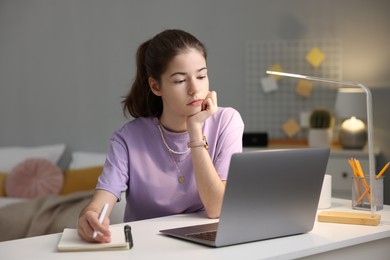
[215,148,329,247]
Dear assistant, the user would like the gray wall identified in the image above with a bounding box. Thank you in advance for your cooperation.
[1,0,390,199]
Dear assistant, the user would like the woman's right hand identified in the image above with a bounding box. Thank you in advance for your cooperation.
[77,190,117,243]
[77,206,111,243]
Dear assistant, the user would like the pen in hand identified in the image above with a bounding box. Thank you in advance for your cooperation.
[92,202,109,239]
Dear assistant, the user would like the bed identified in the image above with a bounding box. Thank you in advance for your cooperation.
[0,144,125,241]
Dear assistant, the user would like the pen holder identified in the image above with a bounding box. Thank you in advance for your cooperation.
[352,176,383,211]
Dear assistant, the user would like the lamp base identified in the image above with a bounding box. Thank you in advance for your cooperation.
[318,211,381,226]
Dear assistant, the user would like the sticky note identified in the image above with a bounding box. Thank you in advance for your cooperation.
[260,76,278,93]
[282,118,301,138]
[267,64,284,80]
[305,47,325,68]
[299,111,310,128]
[295,79,313,97]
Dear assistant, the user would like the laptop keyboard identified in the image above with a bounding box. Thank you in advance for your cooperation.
[185,231,217,241]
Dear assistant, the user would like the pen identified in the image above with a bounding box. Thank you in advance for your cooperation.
[124,225,133,249]
[92,202,109,239]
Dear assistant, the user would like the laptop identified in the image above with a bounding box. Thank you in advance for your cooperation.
[160,148,330,247]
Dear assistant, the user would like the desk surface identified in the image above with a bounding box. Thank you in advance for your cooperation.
[1,198,390,260]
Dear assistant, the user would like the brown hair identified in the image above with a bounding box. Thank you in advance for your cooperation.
[122,29,207,118]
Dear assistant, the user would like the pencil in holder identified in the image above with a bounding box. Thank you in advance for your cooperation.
[352,176,383,211]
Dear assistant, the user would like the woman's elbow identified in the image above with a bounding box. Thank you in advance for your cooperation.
[206,210,220,219]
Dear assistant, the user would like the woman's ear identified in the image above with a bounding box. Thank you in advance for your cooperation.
[149,77,162,96]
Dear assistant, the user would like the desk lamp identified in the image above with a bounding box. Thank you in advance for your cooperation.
[266,70,380,225]
[334,88,367,149]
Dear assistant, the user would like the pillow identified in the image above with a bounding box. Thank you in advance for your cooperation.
[69,151,106,169]
[60,166,103,195]
[5,158,64,198]
[0,144,66,173]
[0,172,6,197]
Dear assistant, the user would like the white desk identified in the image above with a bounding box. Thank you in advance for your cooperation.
[1,198,390,260]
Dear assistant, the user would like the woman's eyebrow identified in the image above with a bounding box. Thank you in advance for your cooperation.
[169,72,186,77]
[169,67,207,78]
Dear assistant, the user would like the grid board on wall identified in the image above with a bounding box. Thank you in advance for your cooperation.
[244,39,342,139]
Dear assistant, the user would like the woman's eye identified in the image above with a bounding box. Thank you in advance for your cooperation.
[174,79,185,84]
[198,75,207,80]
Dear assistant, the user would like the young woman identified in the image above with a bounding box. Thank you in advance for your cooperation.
[77,29,244,243]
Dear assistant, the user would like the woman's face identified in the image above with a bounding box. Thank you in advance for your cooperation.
[151,48,209,120]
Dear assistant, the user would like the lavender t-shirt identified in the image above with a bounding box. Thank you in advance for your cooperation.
[96,107,244,222]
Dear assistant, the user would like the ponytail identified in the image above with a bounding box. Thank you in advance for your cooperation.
[122,40,163,118]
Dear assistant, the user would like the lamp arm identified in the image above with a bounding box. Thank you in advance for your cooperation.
[358,83,376,215]
[306,76,376,216]
[267,71,377,216]
[304,78,376,216]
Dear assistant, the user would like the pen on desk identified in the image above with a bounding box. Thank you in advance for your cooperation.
[124,225,133,249]
[92,202,109,239]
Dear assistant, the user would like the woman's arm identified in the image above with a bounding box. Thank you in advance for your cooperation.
[190,143,226,218]
[77,189,118,242]
[187,91,225,218]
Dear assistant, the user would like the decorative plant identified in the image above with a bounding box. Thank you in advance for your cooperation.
[309,109,332,129]
[308,109,333,147]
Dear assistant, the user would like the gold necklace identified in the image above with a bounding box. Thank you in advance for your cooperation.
[167,149,186,184]
[158,124,188,184]
[157,124,190,155]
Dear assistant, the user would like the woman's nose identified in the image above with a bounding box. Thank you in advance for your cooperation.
[188,78,200,95]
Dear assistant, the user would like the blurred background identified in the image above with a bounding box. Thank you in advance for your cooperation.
[0,0,389,200]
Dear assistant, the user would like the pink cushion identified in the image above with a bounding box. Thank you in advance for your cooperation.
[5,158,64,198]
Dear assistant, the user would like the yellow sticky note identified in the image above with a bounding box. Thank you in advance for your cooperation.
[267,64,283,80]
[295,79,313,98]
[282,118,301,138]
[305,47,325,68]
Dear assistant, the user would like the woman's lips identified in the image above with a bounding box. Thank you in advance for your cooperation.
[187,99,203,106]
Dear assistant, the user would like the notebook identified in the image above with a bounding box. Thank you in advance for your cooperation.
[160,148,330,247]
[57,225,132,252]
